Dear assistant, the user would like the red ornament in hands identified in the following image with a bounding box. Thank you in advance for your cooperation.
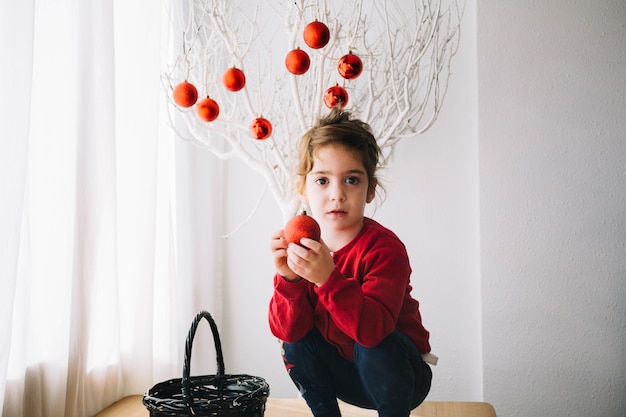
[284,214,321,246]
[173,81,198,107]
[303,20,330,49]
[250,117,272,140]
[338,52,363,80]
[324,84,349,109]
[196,97,220,122]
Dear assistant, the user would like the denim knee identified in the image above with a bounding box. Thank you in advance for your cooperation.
[353,330,432,414]
[280,330,347,417]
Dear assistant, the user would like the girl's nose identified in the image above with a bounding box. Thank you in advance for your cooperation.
[330,184,346,202]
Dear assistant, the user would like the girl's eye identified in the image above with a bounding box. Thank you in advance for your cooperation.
[315,178,328,185]
[345,176,360,185]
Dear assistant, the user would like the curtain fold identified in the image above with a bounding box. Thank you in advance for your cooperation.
[1,0,226,416]
[0,0,35,411]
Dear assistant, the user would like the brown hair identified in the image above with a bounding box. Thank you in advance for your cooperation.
[296,108,381,196]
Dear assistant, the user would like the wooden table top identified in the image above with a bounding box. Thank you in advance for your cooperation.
[95,395,497,417]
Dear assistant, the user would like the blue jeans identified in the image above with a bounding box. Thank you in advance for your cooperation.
[281,328,432,417]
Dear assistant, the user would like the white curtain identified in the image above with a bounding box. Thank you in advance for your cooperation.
[0,0,225,416]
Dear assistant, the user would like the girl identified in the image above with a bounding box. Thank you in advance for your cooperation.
[268,109,436,417]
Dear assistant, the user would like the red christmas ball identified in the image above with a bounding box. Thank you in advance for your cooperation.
[338,52,363,80]
[196,97,220,122]
[250,117,273,140]
[222,67,246,92]
[324,84,349,109]
[285,48,311,75]
[303,20,330,49]
[284,214,321,246]
[172,81,198,107]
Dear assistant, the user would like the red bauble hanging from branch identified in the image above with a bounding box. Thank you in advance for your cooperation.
[222,67,246,91]
[337,51,363,80]
[172,80,199,107]
[303,20,330,49]
[250,117,273,140]
[324,84,349,109]
[196,97,220,122]
[285,48,311,75]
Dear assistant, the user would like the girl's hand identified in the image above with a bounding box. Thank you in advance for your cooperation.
[286,238,335,286]
[269,229,299,281]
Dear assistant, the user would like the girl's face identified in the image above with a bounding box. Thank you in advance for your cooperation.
[300,145,376,245]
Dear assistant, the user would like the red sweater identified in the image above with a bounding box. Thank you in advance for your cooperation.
[268,217,431,360]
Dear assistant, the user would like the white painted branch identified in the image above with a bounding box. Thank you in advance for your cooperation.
[164,0,462,223]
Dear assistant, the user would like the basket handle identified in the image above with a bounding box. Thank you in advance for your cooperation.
[182,310,226,411]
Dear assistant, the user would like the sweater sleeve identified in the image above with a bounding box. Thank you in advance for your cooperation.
[314,236,411,348]
[268,273,315,343]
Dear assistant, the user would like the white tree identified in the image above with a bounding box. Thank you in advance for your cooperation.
[165,0,463,222]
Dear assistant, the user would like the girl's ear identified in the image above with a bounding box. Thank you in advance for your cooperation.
[296,178,308,205]
[366,179,377,203]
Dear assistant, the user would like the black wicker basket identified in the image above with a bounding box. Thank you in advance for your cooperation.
[143,310,270,417]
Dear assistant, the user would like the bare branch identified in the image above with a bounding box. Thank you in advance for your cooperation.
[164,0,463,221]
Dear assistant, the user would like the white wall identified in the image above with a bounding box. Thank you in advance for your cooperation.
[477,1,626,416]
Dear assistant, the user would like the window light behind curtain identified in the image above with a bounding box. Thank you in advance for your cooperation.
[0,0,225,415]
